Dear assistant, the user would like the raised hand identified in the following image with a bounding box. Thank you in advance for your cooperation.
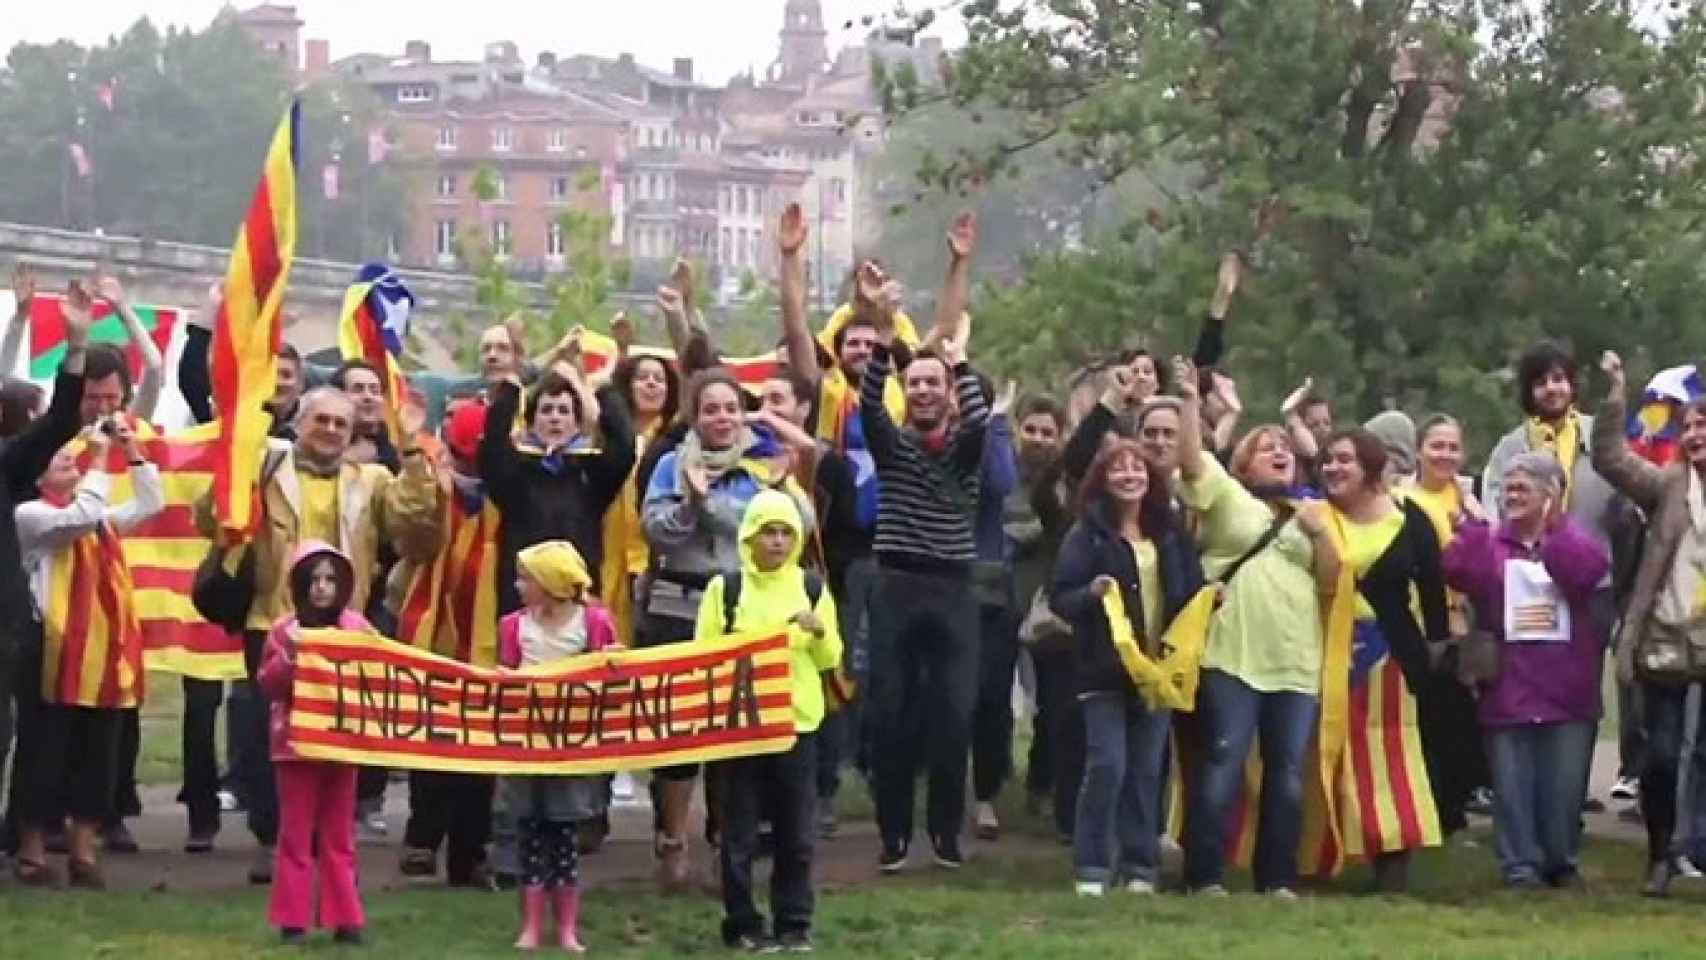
[856,261,890,307]
[1211,371,1242,413]
[656,285,686,319]
[398,395,427,440]
[63,280,94,347]
[993,380,1018,417]
[669,258,695,312]
[1172,357,1199,401]
[11,263,37,315]
[778,203,808,257]
[1210,252,1242,318]
[1600,350,1625,398]
[1281,377,1315,416]
[938,336,966,369]
[610,311,634,353]
[947,211,978,262]
[95,273,127,308]
[683,462,709,502]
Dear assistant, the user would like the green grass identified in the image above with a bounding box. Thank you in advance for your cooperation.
[8,834,1706,958]
[98,673,1699,958]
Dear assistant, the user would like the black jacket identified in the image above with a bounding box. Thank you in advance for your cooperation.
[0,368,85,648]
[480,380,636,614]
[1356,499,1449,692]
[179,325,297,439]
[1050,499,1204,698]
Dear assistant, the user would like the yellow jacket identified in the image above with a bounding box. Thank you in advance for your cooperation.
[196,444,442,633]
[694,489,841,733]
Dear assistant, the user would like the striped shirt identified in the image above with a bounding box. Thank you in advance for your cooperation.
[859,345,987,572]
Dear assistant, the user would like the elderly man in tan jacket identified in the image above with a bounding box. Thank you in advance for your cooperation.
[196,385,441,882]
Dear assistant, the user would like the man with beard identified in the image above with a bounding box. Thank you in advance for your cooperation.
[857,214,988,872]
[1482,341,1622,819]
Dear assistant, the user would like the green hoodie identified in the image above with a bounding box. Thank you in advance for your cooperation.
[695,488,842,733]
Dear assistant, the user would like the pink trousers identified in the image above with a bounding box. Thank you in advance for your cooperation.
[268,760,365,931]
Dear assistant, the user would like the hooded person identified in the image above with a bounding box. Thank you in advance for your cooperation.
[1364,410,1419,490]
[255,542,373,946]
[695,489,842,952]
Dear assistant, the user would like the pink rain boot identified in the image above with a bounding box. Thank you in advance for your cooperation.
[515,885,547,950]
[553,884,586,953]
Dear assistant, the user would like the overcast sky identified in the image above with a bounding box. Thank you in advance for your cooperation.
[0,1,964,86]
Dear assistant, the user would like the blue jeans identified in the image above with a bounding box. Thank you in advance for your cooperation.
[1072,693,1170,884]
[1185,669,1318,891]
[1486,720,1594,884]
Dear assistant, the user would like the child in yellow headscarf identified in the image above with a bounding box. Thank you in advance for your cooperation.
[498,540,615,953]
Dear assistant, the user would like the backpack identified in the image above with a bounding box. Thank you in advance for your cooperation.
[721,568,824,635]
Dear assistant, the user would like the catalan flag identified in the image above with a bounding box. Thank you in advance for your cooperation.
[38,500,144,708]
[574,329,779,392]
[396,483,503,668]
[210,100,299,545]
[74,419,246,679]
[338,263,415,444]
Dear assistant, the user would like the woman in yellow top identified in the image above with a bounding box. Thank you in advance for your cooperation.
[1320,428,1449,891]
[599,352,681,647]
[1402,414,1493,830]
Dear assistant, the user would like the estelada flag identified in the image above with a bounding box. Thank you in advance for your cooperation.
[338,262,415,444]
[26,295,178,383]
[210,100,299,545]
[573,328,778,393]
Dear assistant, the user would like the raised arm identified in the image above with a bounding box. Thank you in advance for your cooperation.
[1173,357,1207,481]
[1591,351,1665,514]
[584,383,637,510]
[97,276,164,422]
[932,212,977,348]
[106,421,165,533]
[656,260,699,360]
[1280,378,1320,461]
[2,263,36,377]
[982,389,1018,502]
[379,402,444,563]
[178,297,216,425]
[857,343,901,466]
[3,282,91,495]
[776,204,820,383]
[477,378,527,513]
[1191,253,1241,369]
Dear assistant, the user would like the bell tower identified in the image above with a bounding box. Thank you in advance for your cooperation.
[773,0,829,86]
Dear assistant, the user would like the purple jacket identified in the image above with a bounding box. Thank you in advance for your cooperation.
[1441,517,1610,728]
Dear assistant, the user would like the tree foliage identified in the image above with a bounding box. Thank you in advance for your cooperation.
[0,15,407,263]
[881,0,1706,457]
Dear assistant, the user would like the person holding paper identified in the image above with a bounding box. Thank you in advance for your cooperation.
[1442,452,1609,889]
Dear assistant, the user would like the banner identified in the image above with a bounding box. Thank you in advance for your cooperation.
[28,294,178,382]
[287,627,797,775]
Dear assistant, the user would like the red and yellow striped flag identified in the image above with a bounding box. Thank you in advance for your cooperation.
[396,489,503,669]
[39,509,144,708]
[210,100,299,545]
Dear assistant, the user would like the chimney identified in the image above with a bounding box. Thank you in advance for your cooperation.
[617,52,636,70]
[673,57,693,81]
[537,51,557,71]
[303,38,330,79]
[484,41,518,64]
[404,40,431,63]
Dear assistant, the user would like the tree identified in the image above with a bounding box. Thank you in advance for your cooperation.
[880,1,1706,456]
[0,15,409,263]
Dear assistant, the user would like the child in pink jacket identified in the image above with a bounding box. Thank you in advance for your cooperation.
[256,541,375,946]
[500,540,616,953]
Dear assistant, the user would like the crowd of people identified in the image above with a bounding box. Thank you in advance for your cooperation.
[1,200,1705,951]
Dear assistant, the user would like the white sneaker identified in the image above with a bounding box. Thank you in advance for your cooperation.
[217,789,240,813]
[974,802,1000,840]
[1611,777,1640,802]
[612,772,639,803]
[1075,880,1106,897]
[1269,887,1299,901]
[1123,878,1156,895]
[1675,856,1703,880]
[356,811,388,844]
[1194,884,1230,897]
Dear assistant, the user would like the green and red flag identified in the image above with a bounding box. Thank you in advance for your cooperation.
[27,295,178,381]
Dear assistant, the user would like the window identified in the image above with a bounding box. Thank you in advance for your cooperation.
[736,186,748,216]
[436,126,458,151]
[798,111,813,125]
[649,174,661,200]
[720,185,730,214]
[491,219,512,256]
[720,227,732,265]
[434,219,457,258]
[831,177,846,203]
[492,126,514,151]
[546,220,565,257]
[748,231,759,268]
[397,84,433,103]
[550,176,570,201]
[736,228,748,267]
[436,174,455,198]
[492,174,509,201]
[547,128,568,152]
